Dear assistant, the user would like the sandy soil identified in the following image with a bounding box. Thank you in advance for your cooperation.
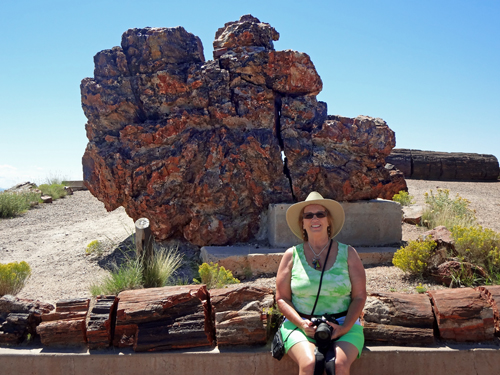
[1,180,499,304]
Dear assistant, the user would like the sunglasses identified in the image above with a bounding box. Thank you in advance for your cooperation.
[303,211,327,220]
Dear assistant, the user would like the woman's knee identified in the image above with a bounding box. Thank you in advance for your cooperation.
[334,358,351,375]
[299,356,316,374]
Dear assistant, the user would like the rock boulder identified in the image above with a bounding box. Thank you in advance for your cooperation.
[81,15,406,246]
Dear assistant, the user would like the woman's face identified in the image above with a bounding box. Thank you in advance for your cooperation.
[302,204,332,239]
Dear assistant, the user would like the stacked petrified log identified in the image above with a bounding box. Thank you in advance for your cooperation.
[210,285,274,346]
[477,285,500,335]
[429,288,495,342]
[5,285,500,349]
[386,148,500,181]
[0,295,54,345]
[87,295,118,349]
[36,298,89,346]
[362,292,435,345]
[114,285,215,352]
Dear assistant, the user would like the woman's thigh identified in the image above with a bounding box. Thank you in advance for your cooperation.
[287,340,317,372]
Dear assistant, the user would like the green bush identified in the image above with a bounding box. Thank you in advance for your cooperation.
[0,261,32,296]
[196,262,240,289]
[451,225,500,273]
[38,183,67,200]
[392,239,437,275]
[0,191,40,218]
[422,189,476,229]
[392,190,415,206]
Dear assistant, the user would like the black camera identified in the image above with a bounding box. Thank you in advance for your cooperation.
[311,314,339,349]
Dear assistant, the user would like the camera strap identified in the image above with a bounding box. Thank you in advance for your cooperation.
[310,239,333,316]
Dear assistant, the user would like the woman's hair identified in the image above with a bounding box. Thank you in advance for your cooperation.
[298,205,334,241]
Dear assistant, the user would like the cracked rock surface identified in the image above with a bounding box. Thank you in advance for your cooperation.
[81,14,405,246]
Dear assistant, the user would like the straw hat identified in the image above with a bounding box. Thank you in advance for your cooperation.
[286,191,345,240]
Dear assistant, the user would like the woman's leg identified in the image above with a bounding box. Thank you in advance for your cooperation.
[287,340,318,375]
[333,341,359,375]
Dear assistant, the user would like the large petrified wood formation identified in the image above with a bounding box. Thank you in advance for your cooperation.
[477,285,500,336]
[36,298,89,346]
[0,295,54,345]
[428,288,495,342]
[386,148,500,181]
[113,285,214,352]
[210,285,274,346]
[81,14,406,247]
[87,295,118,349]
[362,292,435,345]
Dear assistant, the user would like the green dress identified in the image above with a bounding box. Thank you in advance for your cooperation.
[279,242,364,356]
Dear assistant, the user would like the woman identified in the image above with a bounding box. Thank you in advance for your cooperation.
[275,191,366,375]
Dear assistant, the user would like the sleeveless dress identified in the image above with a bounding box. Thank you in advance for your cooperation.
[279,242,364,356]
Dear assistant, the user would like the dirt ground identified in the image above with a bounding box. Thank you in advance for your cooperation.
[1,179,499,304]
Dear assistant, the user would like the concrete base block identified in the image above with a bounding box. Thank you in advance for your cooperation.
[200,246,283,277]
[1,345,500,375]
[268,199,402,248]
[201,245,398,276]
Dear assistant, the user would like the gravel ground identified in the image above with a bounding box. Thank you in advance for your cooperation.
[1,179,499,303]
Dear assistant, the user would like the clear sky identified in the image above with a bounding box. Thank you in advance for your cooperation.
[1,0,498,189]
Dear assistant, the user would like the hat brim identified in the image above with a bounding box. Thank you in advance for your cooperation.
[286,198,345,240]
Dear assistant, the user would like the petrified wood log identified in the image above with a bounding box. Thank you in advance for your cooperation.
[36,318,87,346]
[477,285,500,336]
[429,288,495,342]
[0,313,32,345]
[87,295,118,349]
[362,292,435,345]
[55,298,90,313]
[210,285,274,346]
[0,295,55,344]
[363,322,434,346]
[363,292,434,328]
[387,148,500,181]
[114,285,214,351]
[36,298,89,346]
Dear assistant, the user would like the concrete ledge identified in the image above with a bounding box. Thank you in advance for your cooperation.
[200,245,398,276]
[268,199,402,248]
[1,345,499,375]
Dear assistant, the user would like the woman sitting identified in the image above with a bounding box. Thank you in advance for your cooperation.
[275,191,367,375]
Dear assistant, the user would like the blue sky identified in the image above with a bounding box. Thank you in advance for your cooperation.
[1,0,498,189]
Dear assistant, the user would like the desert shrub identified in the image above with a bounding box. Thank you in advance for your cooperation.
[90,257,143,296]
[422,189,476,229]
[415,283,428,294]
[85,240,103,256]
[451,225,500,273]
[0,261,32,296]
[392,190,415,206]
[196,262,240,289]
[142,247,183,288]
[38,183,67,200]
[0,191,40,218]
[392,239,437,275]
[90,246,184,295]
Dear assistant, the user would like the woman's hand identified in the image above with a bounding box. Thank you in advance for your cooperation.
[301,319,317,338]
[326,320,347,340]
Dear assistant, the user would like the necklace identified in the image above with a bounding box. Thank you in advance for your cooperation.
[308,240,330,270]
